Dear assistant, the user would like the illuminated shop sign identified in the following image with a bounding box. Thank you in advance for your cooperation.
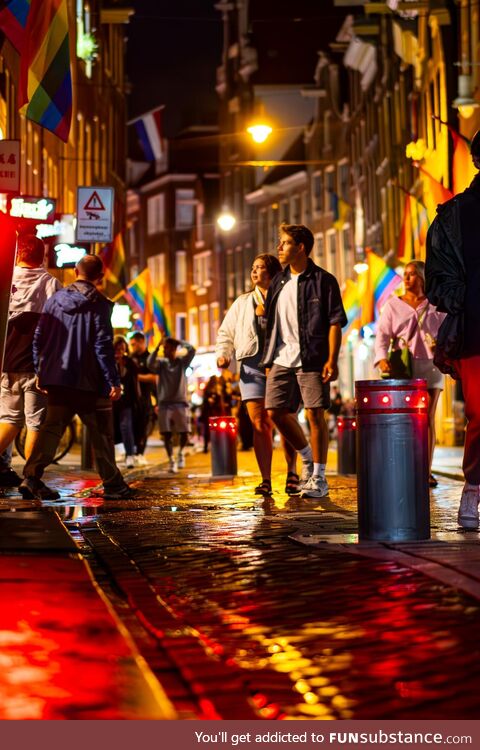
[36,214,76,241]
[10,196,56,222]
[54,243,87,267]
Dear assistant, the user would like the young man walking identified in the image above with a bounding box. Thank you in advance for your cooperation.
[20,255,133,501]
[261,223,347,498]
[147,337,196,472]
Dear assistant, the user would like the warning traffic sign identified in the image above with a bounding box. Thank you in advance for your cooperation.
[83,191,106,212]
[76,186,114,242]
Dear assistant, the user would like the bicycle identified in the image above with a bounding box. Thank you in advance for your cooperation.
[14,421,76,463]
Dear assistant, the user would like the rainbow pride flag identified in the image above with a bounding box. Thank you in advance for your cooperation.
[341,278,360,334]
[397,193,429,263]
[99,233,127,295]
[123,268,153,335]
[0,0,30,52]
[359,249,403,326]
[19,0,72,142]
[152,289,170,336]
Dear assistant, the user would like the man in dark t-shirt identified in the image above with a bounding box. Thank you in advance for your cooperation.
[129,331,156,463]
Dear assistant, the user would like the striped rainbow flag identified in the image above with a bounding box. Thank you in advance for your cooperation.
[0,0,30,52]
[99,233,127,294]
[19,0,72,142]
[358,248,403,326]
[124,268,154,335]
[152,289,170,336]
[341,278,360,334]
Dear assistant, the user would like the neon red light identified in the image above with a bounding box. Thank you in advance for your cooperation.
[405,395,411,402]
[363,396,368,403]
[337,420,343,429]
[219,420,227,429]
[352,420,356,428]
[381,395,390,404]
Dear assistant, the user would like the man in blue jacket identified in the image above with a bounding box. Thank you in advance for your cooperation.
[19,255,133,501]
[261,223,347,499]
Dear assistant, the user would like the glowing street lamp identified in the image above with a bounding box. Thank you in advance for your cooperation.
[216,210,236,232]
[247,123,272,144]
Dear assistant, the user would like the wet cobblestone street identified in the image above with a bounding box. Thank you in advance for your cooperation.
[12,446,478,721]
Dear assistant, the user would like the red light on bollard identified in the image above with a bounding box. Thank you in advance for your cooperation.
[337,419,344,429]
[208,416,238,476]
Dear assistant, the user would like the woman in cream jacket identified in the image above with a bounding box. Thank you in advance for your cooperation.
[216,253,297,496]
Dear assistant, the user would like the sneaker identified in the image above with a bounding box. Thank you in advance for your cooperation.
[177,452,185,469]
[0,468,22,487]
[19,478,60,501]
[103,485,137,500]
[134,454,149,466]
[300,475,329,498]
[299,460,313,489]
[125,455,135,468]
[458,483,480,529]
[168,458,178,474]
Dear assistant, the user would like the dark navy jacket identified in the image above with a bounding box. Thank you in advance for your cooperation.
[260,259,347,371]
[33,281,120,396]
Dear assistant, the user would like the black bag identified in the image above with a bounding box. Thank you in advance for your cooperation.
[387,344,413,379]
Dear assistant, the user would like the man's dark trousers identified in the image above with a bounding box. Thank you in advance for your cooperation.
[24,386,125,490]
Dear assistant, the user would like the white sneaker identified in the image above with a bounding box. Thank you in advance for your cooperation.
[300,475,329,498]
[299,460,313,489]
[168,458,178,474]
[458,483,480,529]
[177,452,186,469]
[134,454,149,466]
[125,455,135,468]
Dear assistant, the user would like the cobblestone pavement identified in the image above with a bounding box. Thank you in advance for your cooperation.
[3,445,480,720]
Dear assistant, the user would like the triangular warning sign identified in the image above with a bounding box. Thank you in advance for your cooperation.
[83,191,106,211]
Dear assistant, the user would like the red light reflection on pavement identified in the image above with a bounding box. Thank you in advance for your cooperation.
[0,556,165,719]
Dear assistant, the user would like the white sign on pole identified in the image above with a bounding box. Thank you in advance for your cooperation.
[76,186,114,243]
[0,140,20,194]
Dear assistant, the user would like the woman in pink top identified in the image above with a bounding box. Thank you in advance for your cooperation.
[374,260,446,487]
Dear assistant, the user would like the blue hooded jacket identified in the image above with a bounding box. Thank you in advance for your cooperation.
[33,281,120,396]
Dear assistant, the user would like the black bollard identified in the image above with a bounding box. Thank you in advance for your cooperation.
[337,416,357,475]
[81,425,94,470]
[355,379,430,541]
[209,416,238,476]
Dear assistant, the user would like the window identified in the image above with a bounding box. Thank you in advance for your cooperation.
[327,231,337,276]
[193,251,212,288]
[148,253,166,286]
[226,250,235,302]
[235,247,243,295]
[199,304,209,346]
[338,163,349,201]
[325,170,335,211]
[176,251,187,292]
[313,233,324,266]
[290,194,301,224]
[175,188,195,229]
[280,200,289,223]
[210,302,220,345]
[342,226,353,281]
[196,202,204,244]
[313,172,323,214]
[147,194,165,235]
[189,307,198,348]
[176,313,186,341]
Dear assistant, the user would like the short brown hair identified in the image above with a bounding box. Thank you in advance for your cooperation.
[17,235,45,265]
[76,254,104,281]
[254,253,282,279]
[279,224,315,256]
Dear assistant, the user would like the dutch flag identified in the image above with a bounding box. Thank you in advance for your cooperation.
[130,106,164,162]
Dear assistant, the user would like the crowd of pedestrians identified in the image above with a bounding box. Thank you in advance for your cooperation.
[3,181,479,528]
